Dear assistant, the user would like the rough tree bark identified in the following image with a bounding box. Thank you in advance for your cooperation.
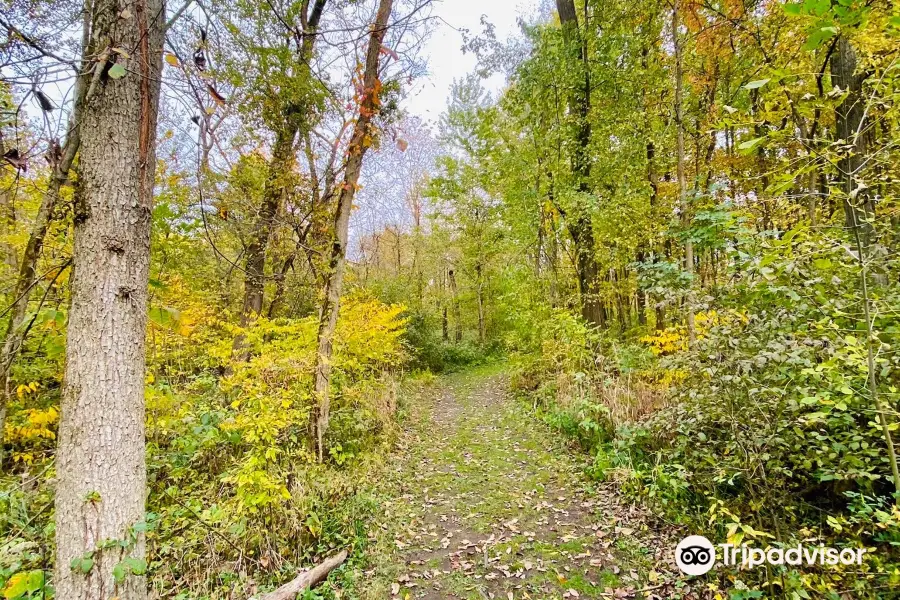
[235,128,296,335]
[313,0,394,462]
[54,0,164,597]
[555,0,603,328]
[267,252,296,318]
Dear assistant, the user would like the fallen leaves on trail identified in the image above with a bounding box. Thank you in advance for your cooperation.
[352,373,683,599]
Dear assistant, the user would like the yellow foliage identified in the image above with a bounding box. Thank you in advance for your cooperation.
[641,327,686,357]
[658,368,688,387]
[5,406,60,463]
[640,310,747,356]
[15,381,39,399]
[146,295,407,513]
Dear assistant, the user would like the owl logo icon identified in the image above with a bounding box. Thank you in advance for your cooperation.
[675,535,715,575]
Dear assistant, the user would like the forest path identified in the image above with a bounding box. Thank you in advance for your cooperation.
[347,365,679,600]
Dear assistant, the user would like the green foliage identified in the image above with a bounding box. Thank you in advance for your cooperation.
[1,569,44,600]
[3,0,900,598]
[0,481,53,600]
[401,313,486,372]
[624,228,900,497]
[1,293,407,598]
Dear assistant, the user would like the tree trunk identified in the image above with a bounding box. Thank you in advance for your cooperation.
[830,36,873,241]
[449,268,462,342]
[55,0,164,598]
[234,0,327,358]
[568,217,604,327]
[258,550,348,600]
[313,0,394,462]
[556,0,603,329]
[545,170,560,307]
[267,252,295,318]
[234,128,296,356]
[672,4,696,346]
[646,142,666,330]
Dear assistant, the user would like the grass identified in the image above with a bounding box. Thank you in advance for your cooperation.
[329,364,657,599]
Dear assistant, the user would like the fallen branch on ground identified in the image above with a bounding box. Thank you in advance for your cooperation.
[256,549,349,600]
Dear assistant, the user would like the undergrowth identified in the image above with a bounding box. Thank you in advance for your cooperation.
[508,228,900,599]
[0,295,444,600]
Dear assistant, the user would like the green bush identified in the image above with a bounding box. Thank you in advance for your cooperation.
[402,312,487,372]
[605,230,900,596]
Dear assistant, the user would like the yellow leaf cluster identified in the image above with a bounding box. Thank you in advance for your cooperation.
[15,381,39,399]
[4,406,59,446]
[640,310,747,356]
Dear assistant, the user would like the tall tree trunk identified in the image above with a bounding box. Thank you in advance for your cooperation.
[313,0,394,462]
[449,268,462,342]
[55,0,164,598]
[267,252,295,318]
[569,217,604,326]
[234,0,327,357]
[556,0,603,328]
[647,141,666,331]
[233,128,296,357]
[638,44,664,331]
[475,263,485,345]
[672,3,696,346]
[831,35,873,241]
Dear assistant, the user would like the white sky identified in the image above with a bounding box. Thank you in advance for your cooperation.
[402,0,541,120]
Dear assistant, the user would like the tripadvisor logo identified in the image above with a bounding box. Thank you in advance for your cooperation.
[675,535,867,576]
[676,536,716,575]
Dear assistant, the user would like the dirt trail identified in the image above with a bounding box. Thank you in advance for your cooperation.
[348,366,681,600]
